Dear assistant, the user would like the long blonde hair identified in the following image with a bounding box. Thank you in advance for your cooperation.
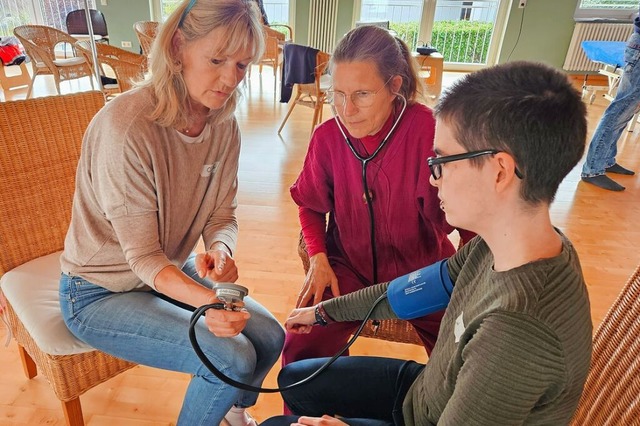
[140,0,264,129]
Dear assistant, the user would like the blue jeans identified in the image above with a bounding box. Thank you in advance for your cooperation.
[582,32,640,177]
[59,255,285,426]
[260,356,424,426]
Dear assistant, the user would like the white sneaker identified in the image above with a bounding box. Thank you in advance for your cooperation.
[223,406,257,426]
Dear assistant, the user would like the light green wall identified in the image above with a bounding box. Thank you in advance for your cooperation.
[96,0,151,53]
[98,0,578,69]
[498,0,576,67]
[336,0,355,46]
[294,0,310,45]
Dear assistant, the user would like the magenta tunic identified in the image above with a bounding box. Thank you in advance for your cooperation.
[285,103,458,366]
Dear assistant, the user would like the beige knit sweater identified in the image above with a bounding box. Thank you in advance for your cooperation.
[61,87,240,292]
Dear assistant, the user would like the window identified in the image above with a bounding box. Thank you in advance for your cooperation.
[357,0,505,67]
[263,0,289,25]
[574,0,638,22]
[159,0,181,22]
[0,0,96,36]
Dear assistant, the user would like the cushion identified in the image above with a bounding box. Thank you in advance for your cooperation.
[52,57,86,67]
[0,252,94,355]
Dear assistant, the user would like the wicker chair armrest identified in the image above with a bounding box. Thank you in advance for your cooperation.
[264,25,286,42]
[17,38,55,69]
[99,56,143,92]
[269,24,293,40]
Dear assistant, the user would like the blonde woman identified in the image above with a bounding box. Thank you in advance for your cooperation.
[58,1,283,425]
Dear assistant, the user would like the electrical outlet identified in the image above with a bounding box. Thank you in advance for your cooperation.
[100,0,107,5]
[518,0,527,8]
[121,41,132,48]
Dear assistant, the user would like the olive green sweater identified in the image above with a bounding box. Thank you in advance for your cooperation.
[323,233,592,425]
[60,87,240,292]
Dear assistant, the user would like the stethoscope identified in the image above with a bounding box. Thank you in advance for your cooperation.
[331,94,407,283]
[187,96,409,393]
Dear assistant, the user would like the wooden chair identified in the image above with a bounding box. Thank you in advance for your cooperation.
[250,25,287,95]
[278,50,332,135]
[0,91,136,426]
[269,23,293,41]
[13,25,94,98]
[133,21,159,58]
[570,264,640,425]
[296,233,422,345]
[75,40,146,98]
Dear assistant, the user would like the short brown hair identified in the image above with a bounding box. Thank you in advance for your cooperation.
[434,61,587,204]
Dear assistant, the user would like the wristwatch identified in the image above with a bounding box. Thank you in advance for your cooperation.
[314,304,329,326]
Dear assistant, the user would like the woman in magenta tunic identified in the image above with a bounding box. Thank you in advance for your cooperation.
[283,25,471,367]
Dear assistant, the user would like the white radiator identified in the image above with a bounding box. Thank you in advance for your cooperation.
[563,22,634,72]
[308,0,339,53]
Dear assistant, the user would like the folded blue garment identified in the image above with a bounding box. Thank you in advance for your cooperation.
[581,40,625,68]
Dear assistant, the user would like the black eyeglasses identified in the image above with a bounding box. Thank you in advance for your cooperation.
[427,149,524,180]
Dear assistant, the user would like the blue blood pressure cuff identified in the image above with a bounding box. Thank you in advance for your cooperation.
[387,259,454,320]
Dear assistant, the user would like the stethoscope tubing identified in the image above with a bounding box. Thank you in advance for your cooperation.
[331,94,407,283]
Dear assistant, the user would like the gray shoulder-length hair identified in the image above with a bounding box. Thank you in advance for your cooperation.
[139,0,265,129]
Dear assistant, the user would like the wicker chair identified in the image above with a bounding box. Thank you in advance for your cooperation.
[278,49,332,135]
[570,264,640,425]
[75,40,146,98]
[296,233,422,345]
[133,20,159,58]
[13,25,94,98]
[249,25,287,95]
[0,92,136,426]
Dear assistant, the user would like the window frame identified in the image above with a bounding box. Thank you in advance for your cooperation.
[574,0,638,22]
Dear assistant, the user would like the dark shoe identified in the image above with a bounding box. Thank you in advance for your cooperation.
[581,175,625,191]
[605,163,635,175]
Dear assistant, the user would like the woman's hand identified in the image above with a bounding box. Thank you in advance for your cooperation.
[284,306,316,334]
[203,299,250,337]
[292,415,348,425]
[296,253,339,308]
[195,243,238,283]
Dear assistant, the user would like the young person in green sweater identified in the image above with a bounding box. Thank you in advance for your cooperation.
[262,61,593,426]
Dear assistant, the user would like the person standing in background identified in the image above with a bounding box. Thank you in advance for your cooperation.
[581,5,639,191]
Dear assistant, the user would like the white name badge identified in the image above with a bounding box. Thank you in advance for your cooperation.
[454,312,465,343]
[201,162,219,177]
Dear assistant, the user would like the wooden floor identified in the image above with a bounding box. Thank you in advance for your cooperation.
[1,67,639,425]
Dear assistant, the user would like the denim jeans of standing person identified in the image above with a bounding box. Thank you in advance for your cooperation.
[260,356,425,426]
[59,254,284,426]
[581,32,640,184]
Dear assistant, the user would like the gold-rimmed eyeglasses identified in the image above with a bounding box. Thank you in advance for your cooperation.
[427,149,524,180]
[326,77,393,109]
